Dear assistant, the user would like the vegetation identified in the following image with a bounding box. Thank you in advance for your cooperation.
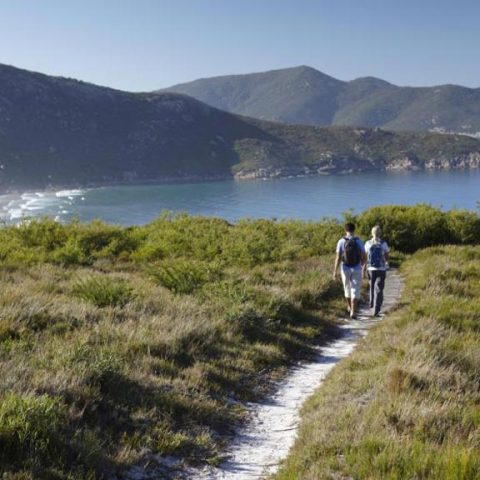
[351,204,480,253]
[72,275,136,307]
[0,63,479,190]
[0,205,478,478]
[166,65,480,135]
[0,214,344,479]
[274,246,480,480]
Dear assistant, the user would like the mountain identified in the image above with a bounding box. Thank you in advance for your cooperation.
[0,63,479,191]
[163,66,345,126]
[164,66,480,136]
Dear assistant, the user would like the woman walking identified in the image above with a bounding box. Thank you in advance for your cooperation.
[364,225,389,316]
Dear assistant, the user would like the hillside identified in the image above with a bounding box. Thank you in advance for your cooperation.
[0,63,480,191]
[164,66,480,136]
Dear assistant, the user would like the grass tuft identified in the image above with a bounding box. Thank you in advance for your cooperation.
[72,275,136,307]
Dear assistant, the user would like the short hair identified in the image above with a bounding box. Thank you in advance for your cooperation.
[344,222,356,233]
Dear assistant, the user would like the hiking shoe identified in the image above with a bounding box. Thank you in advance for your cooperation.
[350,312,357,320]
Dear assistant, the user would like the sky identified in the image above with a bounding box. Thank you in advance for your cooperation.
[0,0,478,92]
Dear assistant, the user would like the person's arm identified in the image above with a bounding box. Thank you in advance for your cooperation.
[384,242,390,268]
[333,240,342,280]
[359,239,367,265]
[333,252,341,280]
[361,241,368,277]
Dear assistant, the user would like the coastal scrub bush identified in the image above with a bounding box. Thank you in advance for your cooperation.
[0,206,477,269]
[222,219,340,266]
[444,209,480,244]
[72,220,139,260]
[51,238,88,266]
[354,204,480,252]
[72,275,135,307]
[134,213,230,262]
[12,217,68,251]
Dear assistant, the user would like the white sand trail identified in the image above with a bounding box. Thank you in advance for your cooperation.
[191,270,403,480]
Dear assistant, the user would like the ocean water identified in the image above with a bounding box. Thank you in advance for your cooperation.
[0,170,479,225]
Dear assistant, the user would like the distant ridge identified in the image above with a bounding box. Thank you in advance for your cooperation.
[0,62,479,191]
[163,66,480,136]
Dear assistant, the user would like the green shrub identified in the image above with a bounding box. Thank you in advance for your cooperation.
[0,206,477,269]
[51,238,88,266]
[444,209,480,244]
[73,221,139,260]
[13,218,68,251]
[148,260,210,294]
[72,275,135,307]
[134,213,230,262]
[354,204,480,252]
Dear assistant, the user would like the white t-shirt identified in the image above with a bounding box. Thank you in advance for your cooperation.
[365,239,389,271]
[336,235,365,270]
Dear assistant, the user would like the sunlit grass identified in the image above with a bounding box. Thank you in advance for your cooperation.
[274,246,480,480]
[0,206,479,478]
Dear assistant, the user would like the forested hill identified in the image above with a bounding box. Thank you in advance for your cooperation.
[0,63,480,190]
[164,65,480,136]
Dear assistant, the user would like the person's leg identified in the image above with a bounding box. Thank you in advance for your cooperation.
[351,297,358,315]
[374,270,386,315]
[369,270,378,312]
[340,267,352,314]
[350,268,363,317]
[368,270,374,308]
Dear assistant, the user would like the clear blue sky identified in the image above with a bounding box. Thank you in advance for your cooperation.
[0,0,478,91]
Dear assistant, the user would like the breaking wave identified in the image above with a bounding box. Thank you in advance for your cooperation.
[0,189,85,223]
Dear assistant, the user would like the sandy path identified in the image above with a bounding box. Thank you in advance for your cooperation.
[191,270,403,480]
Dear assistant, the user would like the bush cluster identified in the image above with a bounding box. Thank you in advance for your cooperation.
[0,205,478,268]
[352,204,480,253]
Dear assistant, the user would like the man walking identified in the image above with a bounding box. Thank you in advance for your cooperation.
[364,225,389,317]
[333,222,366,319]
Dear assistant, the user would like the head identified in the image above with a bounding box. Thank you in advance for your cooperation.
[344,222,356,235]
[371,225,382,240]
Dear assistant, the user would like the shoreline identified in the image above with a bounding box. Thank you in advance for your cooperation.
[1,167,479,225]
[1,162,480,197]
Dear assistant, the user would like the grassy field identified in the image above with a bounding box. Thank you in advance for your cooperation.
[0,205,478,479]
[0,214,348,479]
[274,245,480,480]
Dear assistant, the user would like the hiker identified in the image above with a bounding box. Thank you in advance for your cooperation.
[333,222,366,319]
[364,225,389,316]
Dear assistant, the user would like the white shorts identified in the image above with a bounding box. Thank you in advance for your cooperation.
[341,265,363,299]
